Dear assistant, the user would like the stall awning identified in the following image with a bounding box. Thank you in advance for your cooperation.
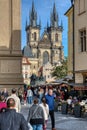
[74,86,87,90]
[69,83,87,90]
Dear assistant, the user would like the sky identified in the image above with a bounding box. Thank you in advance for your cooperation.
[21,0,71,56]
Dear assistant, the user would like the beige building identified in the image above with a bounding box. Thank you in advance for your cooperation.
[43,62,55,83]
[22,57,31,85]
[65,7,73,77]
[22,56,38,85]
[0,0,23,90]
[65,0,87,93]
[74,0,87,84]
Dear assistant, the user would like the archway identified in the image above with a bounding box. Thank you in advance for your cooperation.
[43,51,49,64]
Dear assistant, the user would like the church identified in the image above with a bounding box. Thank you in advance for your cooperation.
[23,2,64,81]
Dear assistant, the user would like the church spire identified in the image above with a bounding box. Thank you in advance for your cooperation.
[25,18,27,30]
[50,3,58,28]
[29,1,37,27]
[61,20,63,29]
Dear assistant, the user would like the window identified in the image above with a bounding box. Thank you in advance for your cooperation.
[79,0,85,14]
[25,66,28,70]
[34,32,37,41]
[43,51,49,64]
[79,29,86,52]
[55,33,58,42]
[25,74,28,79]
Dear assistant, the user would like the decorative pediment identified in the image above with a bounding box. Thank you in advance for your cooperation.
[42,32,49,41]
[39,32,50,45]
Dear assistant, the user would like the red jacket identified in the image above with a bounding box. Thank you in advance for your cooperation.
[0,102,7,110]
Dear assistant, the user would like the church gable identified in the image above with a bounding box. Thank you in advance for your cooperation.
[39,32,50,45]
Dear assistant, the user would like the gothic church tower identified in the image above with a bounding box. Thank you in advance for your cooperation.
[24,2,64,70]
[26,2,40,58]
[47,3,64,65]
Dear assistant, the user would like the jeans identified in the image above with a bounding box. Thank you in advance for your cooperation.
[32,124,43,130]
[27,96,32,104]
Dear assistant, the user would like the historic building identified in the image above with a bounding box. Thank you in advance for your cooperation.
[65,0,87,94]
[22,57,31,85]
[23,2,64,83]
[65,6,73,77]
[0,0,23,90]
[74,0,87,84]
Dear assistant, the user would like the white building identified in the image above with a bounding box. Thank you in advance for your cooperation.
[22,57,31,85]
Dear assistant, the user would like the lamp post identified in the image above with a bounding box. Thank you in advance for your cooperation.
[71,0,75,83]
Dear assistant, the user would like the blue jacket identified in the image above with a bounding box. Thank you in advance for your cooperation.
[45,94,54,111]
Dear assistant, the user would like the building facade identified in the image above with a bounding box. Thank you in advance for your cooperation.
[74,0,87,84]
[0,0,23,90]
[43,62,55,83]
[65,7,73,77]
[23,2,64,83]
[22,57,31,85]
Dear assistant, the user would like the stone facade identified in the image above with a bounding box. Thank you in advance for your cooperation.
[0,0,23,90]
[43,62,55,83]
[66,0,87,85]
[22,57,31,85]
[65,7,73,77]
[23,2,64,82]
[74,0,87,83]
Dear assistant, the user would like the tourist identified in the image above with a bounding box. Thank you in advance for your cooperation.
[0,98,29,130]
[7,88,21,112]
[27,97,45,130]
[45,88,56,130]
[27,86,33,105]
[40,97,49,130]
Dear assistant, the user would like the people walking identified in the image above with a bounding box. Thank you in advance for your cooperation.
[40,97,49,130]
[27,97,45,130]
[0,98,29,130]
[2,88,8,100]
[27,86,33,105]
[7,88,21,112]
[45,88,56,130]
[38,87,44,103]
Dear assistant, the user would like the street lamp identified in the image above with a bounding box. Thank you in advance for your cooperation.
[70,0,75,83]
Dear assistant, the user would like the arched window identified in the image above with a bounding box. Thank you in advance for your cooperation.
[55,33,58,42]
[43,51,49,64]
[37,50,41,58]
[34,32,37,41]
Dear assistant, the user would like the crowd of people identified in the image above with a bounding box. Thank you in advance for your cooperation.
[0,86,56,130]
[0,85,87,130]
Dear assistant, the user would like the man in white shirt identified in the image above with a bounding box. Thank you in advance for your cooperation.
[7,88,21,112]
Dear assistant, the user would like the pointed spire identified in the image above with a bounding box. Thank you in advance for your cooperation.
[61,20,63,29]
[39,18,41,27]
[50,3,58,28]
[29,1,37,27]
[47,21,49,28]
[25,18,28,30]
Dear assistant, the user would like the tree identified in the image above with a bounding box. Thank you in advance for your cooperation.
[52,57,68,79]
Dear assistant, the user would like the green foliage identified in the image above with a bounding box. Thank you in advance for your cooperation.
[52,57,68,79]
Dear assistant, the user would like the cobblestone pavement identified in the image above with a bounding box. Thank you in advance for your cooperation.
[21,105,87,130]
